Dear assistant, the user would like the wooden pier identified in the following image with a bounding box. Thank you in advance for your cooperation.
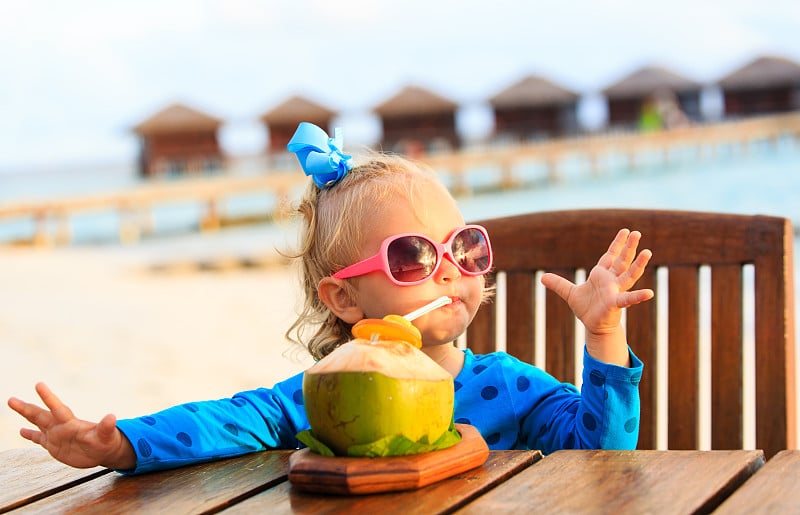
[0,173,301,247]
[1,112,799,247]
[427,111,800,195]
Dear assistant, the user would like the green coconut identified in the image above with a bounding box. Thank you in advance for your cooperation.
[301,336,456,457]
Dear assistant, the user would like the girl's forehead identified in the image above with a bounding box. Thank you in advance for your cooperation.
[364,186,464,239]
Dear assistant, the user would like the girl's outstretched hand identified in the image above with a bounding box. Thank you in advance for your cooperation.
[7,382,135,470]
[541,228,653,365]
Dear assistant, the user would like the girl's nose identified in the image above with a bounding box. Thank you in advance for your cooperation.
[435,255,462,282]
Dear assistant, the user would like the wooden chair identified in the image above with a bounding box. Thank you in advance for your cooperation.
[466,209,796,459]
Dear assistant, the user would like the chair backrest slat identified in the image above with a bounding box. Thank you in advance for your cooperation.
[545,279,577,383]
[711,263,744,451]
[626,267,657,449]
[505,271,535,364]
[467,209,796,459]
[667,265,699,451]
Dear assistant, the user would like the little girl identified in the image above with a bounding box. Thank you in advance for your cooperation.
[8,122,653,474]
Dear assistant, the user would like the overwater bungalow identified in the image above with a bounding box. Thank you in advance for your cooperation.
[717,55,800,117]
[602,65,703,129]
[260,95,337,155]
[373,84,460,155]
[133,103,225,178]
[488,74,579,141]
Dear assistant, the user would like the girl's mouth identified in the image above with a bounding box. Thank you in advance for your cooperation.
[446,296,462,307]
[403,296,453,321]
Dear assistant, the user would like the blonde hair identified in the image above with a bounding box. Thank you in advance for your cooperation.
[284,152,492,360]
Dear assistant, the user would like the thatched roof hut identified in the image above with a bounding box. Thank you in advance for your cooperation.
[717,55,800,116]
[260,95,337,154]
[489,75,579,140]
[372,85,460,155]
[132,103,225,177]
[602,65,703,128]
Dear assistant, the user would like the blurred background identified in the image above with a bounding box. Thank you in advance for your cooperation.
[1,0,798,172]
[1,0,799,451]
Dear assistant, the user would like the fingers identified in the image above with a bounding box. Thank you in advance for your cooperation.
[628,248,653,282]
[96,414,119,444]
[19,427,44,445]
[7,396,25,416]
[35,382,75,423]
[599,229,652,282]
[9,395,47,444]
[614,241,655,308]
[540,272,575,303]
[8,382,76,436]
[617,230,642,270]
[8,394,51,430]
[617,288,655,308]
[597,229,630,270]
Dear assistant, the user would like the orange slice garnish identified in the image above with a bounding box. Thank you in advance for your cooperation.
[351,315,422,348]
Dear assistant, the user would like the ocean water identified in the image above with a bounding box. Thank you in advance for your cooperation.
[456,137,800,224]
[2,137,799,243]
[1,136,798,299]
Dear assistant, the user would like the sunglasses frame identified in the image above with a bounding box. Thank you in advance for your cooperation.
[332,224,493,286]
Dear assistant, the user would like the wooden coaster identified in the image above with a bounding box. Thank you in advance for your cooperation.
[287,423,489,495]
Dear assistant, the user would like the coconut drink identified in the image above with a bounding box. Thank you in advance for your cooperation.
[298,298,461,457]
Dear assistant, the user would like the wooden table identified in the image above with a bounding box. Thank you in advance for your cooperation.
[454,449,765,515]
[0,447,768,514]
[714,450,800,514]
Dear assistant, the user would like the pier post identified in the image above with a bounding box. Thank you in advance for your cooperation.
[545,154,560,184]
[273,187,292,221]
[33,209,51,247]
[54,211,71,246]
[200,198,221,231]
[119,203,144,244]
[589,150,601,177]
[449,165,471,197]
[499,159,517,190]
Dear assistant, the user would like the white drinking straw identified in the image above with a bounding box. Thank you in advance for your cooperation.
[403,296,452,321]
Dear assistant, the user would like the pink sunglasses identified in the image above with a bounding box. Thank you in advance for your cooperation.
[332,225,493,286]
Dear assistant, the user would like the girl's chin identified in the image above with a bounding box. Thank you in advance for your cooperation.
[422,326,467,346]
[417,305,472,342]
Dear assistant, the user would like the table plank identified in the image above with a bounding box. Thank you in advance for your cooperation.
[224,450,542,514]
[454,450,764,515]
[0,448,110,513]
[10,450,294,514]
[714,450,800,513]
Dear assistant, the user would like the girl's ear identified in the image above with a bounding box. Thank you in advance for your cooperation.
[317,277,364,324]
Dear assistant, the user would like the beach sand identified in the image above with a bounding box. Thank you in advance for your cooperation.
[1,244,314,452]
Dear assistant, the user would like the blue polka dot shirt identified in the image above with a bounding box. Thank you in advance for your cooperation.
[116,346,642,474]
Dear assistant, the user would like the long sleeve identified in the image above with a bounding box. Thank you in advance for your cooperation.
[115,347,642,474]
[452,347,642,454]
[115,371,308,474]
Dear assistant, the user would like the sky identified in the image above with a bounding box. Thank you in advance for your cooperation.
[1,0,799,173]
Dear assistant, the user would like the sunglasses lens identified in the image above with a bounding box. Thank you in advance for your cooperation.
[387,236,437,283]
[452,228,491,273]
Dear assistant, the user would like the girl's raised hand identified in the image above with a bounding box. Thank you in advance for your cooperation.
[541,229,653,364]
[7,382,135,470]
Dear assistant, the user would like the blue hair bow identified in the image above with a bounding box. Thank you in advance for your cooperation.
[287,122,353,189]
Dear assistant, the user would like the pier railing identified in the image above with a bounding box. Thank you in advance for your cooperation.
[1,112,799,247]
[427,111,800,194]
[0,173,301,246]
